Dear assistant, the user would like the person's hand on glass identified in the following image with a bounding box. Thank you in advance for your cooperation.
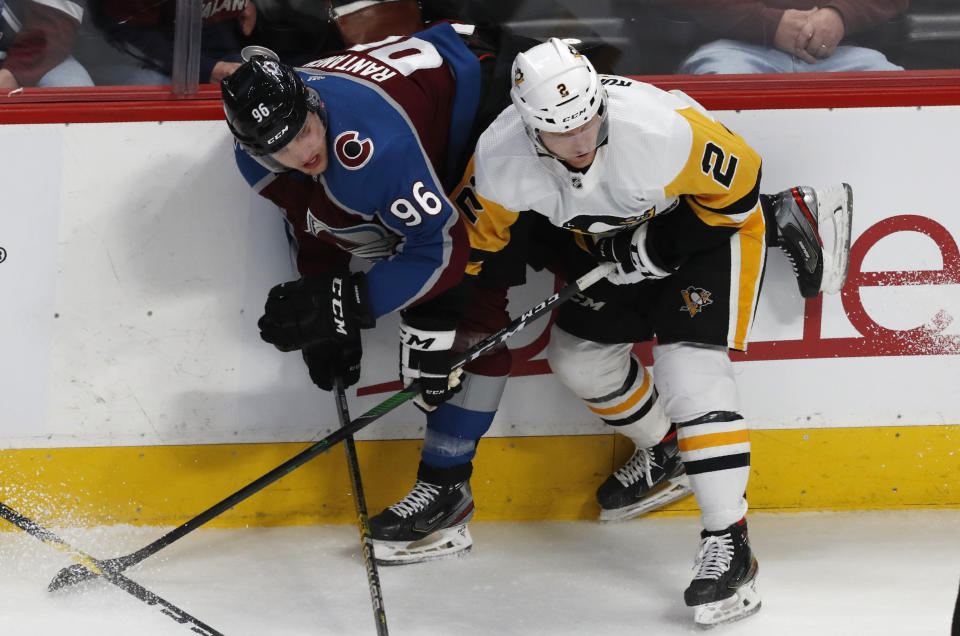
[0,69,20,91]
[210,61,242,83]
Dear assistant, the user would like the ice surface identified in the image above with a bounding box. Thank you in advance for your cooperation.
[0,510,957,635]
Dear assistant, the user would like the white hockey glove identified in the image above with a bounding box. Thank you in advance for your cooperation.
[399,321,463,412]
[592,224,672,285]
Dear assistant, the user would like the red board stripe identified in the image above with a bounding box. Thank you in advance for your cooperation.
[1,70,959,125]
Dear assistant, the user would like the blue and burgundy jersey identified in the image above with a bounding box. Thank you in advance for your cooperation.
[234,22,480,319]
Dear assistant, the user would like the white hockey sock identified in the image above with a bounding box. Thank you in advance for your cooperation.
[677,414,750,531]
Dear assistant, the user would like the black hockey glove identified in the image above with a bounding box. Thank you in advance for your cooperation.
[258,271,374,352]
[398,319,462,412]
[590,224,672,285]
[302,338,362,391]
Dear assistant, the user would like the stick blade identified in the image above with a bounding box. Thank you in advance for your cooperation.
[49,553,132,591]
[48,563,97,591]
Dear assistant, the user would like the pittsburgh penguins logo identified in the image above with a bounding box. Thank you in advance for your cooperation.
[334,131,374,170]
[680,286,713,317]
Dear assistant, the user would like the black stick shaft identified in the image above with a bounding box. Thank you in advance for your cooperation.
[47,262,615,590]
[335,378,389,635]
[0,502,224,636]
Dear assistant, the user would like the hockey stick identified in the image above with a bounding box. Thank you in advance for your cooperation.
[0,501,223,635]
[47,262,616,591]
[334,377,389,635]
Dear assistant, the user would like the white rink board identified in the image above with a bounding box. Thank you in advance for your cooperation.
[0,106,958,448]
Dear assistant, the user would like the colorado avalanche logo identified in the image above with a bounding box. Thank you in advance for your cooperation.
[334,131,374,170]
[305,210,399,259]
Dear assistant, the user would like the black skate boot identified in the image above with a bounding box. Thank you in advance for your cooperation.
[369,463,474,565]
[684,518,761,627]
[596,424,692,522]
[768,184,852,298]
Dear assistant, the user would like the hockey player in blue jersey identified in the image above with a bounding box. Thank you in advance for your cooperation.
[221,23,530,564]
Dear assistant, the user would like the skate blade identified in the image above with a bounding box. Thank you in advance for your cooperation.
[692,576,761,629]
[817,183,853,295]
[373,525,472,566]
[598,473,694,523]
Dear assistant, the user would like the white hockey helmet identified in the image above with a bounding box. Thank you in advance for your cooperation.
[510,38,608,155]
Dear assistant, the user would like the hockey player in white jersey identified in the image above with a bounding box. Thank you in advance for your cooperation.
[466,38,852,627]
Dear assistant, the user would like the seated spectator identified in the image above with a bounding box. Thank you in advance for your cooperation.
[75,0,256,85]
[0,0,94,89]
[670,1,908,74]
[245,0,518,69]
[329,0,424,45]
[241,0,338,66]
[247,0,436,67]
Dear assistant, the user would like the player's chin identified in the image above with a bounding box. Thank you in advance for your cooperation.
[565,151,595,168]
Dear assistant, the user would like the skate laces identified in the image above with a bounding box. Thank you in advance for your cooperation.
[388,481,441,518]
[614,448,656,488]
[692,534,735,581]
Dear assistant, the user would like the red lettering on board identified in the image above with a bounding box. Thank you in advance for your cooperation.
[358,215,960,395]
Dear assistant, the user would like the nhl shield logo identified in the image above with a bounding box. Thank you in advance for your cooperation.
[680,286,713,317]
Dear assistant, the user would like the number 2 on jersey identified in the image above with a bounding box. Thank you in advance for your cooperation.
[701,142,739,188]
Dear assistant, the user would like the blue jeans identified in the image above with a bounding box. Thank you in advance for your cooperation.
[87,63,171,86]
[36,56,94,87]
[678,39,903,74]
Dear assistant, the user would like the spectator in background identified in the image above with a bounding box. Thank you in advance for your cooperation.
[243,0,504,68]
[240,0,337,66]
[0,0,94,89]
[672,1,908,74]
[76,0,256,85]
[241,0,523,69]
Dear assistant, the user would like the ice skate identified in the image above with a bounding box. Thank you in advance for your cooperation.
[684,518,761,628]
[596,426,693,522]
[369,479,474,565]
[772,183,852,297]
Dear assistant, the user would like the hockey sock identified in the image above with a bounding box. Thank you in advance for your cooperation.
[587,356,669,449]
[421,371,505,469]
[676,411,750,531]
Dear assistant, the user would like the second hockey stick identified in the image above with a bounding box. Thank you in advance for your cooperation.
[0,501,223,635]
[334,377,389,635]
[47,262,616,591]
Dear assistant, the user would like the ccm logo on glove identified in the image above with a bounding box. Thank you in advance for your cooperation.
[330,276,348,336]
